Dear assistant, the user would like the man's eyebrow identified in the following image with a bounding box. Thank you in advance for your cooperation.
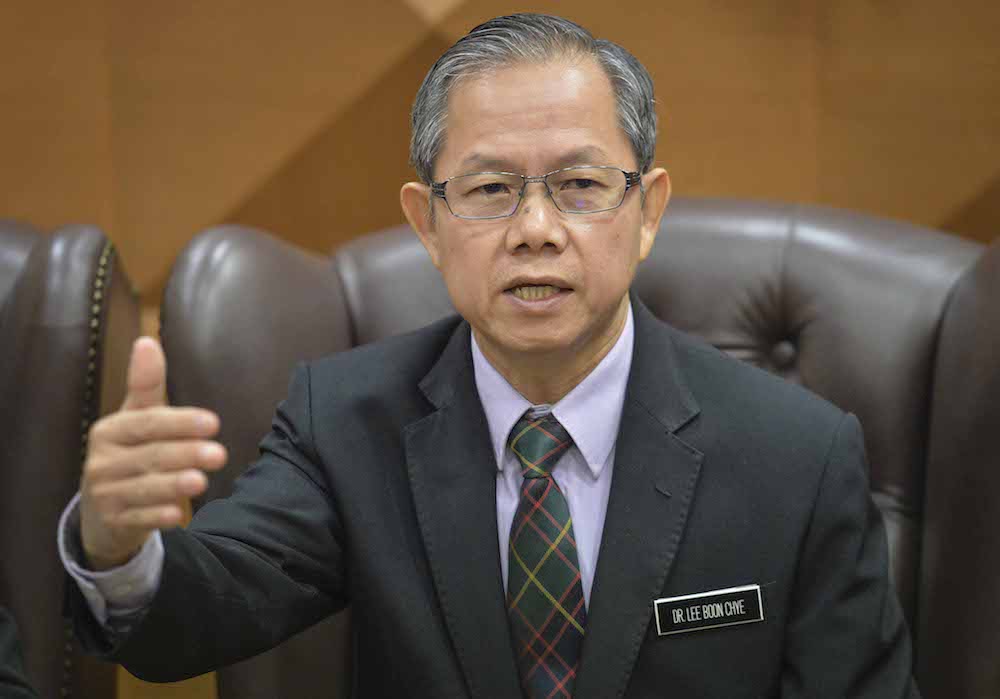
[454,146,615,175]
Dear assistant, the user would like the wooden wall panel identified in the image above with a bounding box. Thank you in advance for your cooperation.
[0,0,114,232]
[1,3,998,698]
[228,34,454,248]
[103,0,433,298]
[117,671,214,699]
[817,2,1000,242]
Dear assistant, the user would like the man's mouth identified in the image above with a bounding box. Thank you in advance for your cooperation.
[508,284,565,301]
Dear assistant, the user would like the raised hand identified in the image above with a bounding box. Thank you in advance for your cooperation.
[79,337,227,570]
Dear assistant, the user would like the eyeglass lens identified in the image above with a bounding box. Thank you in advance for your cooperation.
[445,167,627,218]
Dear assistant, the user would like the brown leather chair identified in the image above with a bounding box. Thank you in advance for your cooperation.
[0,221,140,698]
[160,198,992,698]
[920,238,1000,698]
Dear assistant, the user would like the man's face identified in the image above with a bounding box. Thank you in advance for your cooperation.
[404,56,669,372]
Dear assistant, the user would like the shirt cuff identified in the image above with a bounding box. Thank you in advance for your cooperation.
[58,492,164,627]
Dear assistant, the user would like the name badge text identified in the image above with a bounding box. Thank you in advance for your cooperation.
[654,584,764,636]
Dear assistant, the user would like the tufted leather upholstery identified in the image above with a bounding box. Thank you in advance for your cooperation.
[632,199,983,625]
[161,198,992,698]
[0,221,140,698]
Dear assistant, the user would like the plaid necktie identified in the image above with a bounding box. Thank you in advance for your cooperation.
[507,411,587,699]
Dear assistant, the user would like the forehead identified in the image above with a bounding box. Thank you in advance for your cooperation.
[436,57,634,177]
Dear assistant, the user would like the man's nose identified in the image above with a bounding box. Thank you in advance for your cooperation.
[507,181,567,252]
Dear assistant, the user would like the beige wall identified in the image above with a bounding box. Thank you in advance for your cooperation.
[3,1,998,697]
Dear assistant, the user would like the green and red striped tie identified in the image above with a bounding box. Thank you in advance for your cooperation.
[507,411,587,699]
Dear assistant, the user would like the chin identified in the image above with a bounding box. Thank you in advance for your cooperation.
[497,331,576,356]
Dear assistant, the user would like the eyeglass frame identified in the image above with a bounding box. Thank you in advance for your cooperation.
[430,165,644,220]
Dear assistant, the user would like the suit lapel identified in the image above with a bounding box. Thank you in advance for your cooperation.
[575,298,704,699]
[404,323,522,699]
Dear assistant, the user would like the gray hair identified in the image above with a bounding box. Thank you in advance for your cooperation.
[409,13,657,184]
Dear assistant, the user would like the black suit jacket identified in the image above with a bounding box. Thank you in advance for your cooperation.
[72,300,917,697]
[0,607,37,699]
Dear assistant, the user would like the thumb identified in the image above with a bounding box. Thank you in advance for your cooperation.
[121,336,168,411]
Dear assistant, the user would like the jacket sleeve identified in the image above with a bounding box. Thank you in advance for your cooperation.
[780,413,920,698]
[0,607,38,699]
[67,363,347,682]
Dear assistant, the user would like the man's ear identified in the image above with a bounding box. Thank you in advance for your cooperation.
[638,167,671,261]
[401,181,441,267]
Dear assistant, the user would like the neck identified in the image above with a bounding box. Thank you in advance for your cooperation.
[475,297,629,405]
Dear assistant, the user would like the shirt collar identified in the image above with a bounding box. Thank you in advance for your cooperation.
[471,302,634,479]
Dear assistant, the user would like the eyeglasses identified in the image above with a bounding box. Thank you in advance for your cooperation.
[431,165,642,220]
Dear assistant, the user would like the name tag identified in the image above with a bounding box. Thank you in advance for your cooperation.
[654,584,764,636]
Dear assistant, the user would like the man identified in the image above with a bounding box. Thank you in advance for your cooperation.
[62,14,918,697]
[0,606,38,698]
